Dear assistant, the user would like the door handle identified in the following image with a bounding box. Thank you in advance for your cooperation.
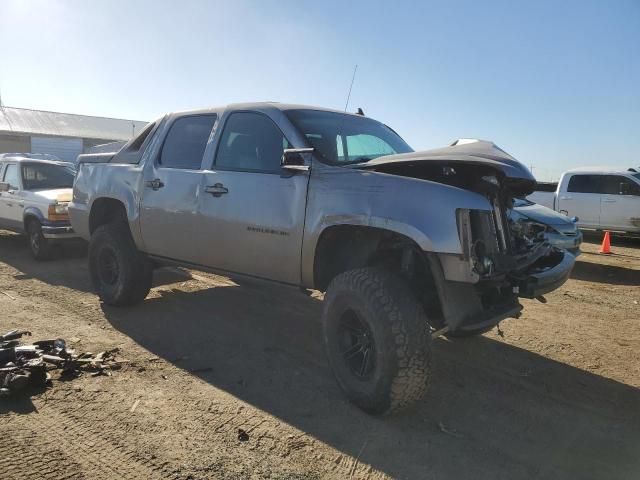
[205,183,229,197]
[602,197,617,203]
[559,196,572,200]
[145,178,164,190]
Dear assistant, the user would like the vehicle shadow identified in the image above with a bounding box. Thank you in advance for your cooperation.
[571,258,640,286]
[0,230,191,293]
[0,384,47,414]
[102,281,640,480]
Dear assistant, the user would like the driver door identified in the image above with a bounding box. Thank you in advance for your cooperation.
[0,163,25,231]
[195,111,310,284]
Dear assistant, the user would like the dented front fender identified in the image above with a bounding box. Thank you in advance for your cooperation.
[301,162,492,286]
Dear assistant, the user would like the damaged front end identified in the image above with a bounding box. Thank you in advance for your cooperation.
[358,140,575,334]
[443,199,575,333]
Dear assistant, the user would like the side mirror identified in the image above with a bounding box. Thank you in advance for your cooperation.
[281,148,313,172]
[620,182,631,195]
[0,182,10,192]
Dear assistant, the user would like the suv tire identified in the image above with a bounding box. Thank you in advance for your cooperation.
[89,222,152,306]
[322,267,432,415]
[27,219,53,261]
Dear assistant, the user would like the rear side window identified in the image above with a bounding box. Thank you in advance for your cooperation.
[601,175,640,195]
[159,115,216,169]
[215,112,291,173]
[3,164,20,190]
[567,174,601,193]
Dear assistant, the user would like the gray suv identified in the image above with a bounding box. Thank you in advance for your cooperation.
[69,103,574,414]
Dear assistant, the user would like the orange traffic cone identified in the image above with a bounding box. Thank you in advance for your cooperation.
[599,231,612,254]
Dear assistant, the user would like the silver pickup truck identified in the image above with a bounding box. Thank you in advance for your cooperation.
[69,103,574,414]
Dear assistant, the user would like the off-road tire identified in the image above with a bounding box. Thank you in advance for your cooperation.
[445,325,495,338]
[88,222,152,306]
[322,267,432,415]
[27,219,53,261]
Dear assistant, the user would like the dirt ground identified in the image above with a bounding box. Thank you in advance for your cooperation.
[0,231,639,480]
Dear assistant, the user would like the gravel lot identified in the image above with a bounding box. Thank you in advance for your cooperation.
[1,231,639,480]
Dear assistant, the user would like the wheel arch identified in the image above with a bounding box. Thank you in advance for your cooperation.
[88,197,129,234]
[23,206,46,230]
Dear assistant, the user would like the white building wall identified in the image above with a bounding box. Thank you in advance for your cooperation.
[31,136,83,162]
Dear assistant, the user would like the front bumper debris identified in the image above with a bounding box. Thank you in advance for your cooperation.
[516,249,575,299]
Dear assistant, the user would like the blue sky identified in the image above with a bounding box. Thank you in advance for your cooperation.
[0,0,638,180]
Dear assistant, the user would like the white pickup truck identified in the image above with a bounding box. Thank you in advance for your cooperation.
[528,167,640,234]
[0,154,79,259]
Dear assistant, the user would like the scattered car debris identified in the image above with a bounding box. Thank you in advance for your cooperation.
[0,329,120,397]
[237,428,249,442]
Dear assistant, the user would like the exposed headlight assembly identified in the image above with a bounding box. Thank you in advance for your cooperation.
[456,208,498,277]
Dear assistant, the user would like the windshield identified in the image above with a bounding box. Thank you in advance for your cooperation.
[21,162,76,191]
[633,172,640,181]
[285,109,413,165]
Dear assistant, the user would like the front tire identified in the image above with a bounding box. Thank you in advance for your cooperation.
[27,219,53,261]
[322,267,432,415]
[88,223,152,306]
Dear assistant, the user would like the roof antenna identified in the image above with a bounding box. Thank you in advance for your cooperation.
[344,64,358,112]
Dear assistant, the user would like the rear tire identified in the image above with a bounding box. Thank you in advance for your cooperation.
[88,222,152,306]
[27,219,53,261]
[322,267,432,415]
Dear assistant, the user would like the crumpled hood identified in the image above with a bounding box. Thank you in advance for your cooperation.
[33,188,73,203]
[354,139,536,195]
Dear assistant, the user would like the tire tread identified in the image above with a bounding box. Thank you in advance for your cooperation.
[88,222,152,306]
[323,267,432,414]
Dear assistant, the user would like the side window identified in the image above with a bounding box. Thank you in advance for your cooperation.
[215,112,291,172]
[159,115,216,169]
[567,174,601,194]
[602,175,640,196]
[3,164,20,190]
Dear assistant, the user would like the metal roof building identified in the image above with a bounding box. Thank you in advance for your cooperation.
[0,106,148,162]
